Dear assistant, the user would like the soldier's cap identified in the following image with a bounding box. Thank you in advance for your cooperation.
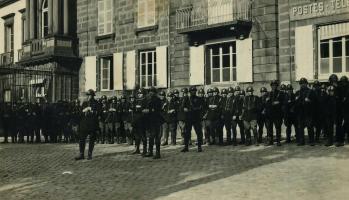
[299,77,308,85]
[221,88,228,94]
[286,84,293,90]
[246,86,254,92]
[329,74,338,83]
[340,76,348,82]
[86,89,96,96]
[172,89,179,94]
[181,88,189,93]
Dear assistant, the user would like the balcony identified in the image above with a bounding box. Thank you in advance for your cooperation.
[0,52,14,66]
[176,0,252,34]
[18,35,76,64]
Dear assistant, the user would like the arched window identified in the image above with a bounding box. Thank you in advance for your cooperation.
[42,0,49,37]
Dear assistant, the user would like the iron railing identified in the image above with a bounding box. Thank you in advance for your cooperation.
[176,0,252,31]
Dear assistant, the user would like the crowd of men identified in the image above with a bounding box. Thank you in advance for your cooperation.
[1,74,349,160]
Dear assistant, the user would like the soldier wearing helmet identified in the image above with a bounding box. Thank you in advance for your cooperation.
[159,90,170,146]
[219,88,234,145]
[177,88,190,146]
[207,88,213,97]
[206,86,222,145]
[120,93,134,145]
[165,89,180,145]
[280,84,286,93]
[241,86,260,146]
[97,95,109,144]
[284,84,297,143]
[257,87,269,144]
[312,80,323,144]
[232,86,245,145]
[75,89,99,160]
[337,76,349,146]
[181,86,204,152]
[323,85,337,146]
[295,77,316,146]
[266,80,285,146]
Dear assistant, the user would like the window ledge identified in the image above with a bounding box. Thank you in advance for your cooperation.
[95,33,115,42]
[135,25,158,35]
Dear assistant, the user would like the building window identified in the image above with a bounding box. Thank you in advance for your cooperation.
[320,36,349,75]
[22,17,26,42]
[138,0,156,28]
[208,41,237,83]
[98,0,113,36]
[5,24,14,53]
[42,0,49,37]
[100,56,114,91]
[4,90,11,103]
[140,50,157,88]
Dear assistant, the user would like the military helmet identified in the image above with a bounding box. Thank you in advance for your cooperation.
[221,88,228,94]
[234,86,241,91]
[270,80,280,86]
[149,86,157,93]
[320,84,327,90]
[213,87,219,93]
[198,88,205,94]
[313,80,320,87]
[260,87,267,93]
[240,90,245,95]
[207,88,213,94]
[286,84,293,90]
[129,93,136,99]
[246,86,254,92]
[299,77,308,85]
[329,74,338,83]
[228,87,234,93]
[86,89,96,96]
[120,94,127,99]
[173,89,179,94]
[280,84,286,90]
[101,95,107,100]
[328,85,335,92]
[181,87,189,93]
[137,88,146,95]
[159,91,166,96]
[167,91,173,97]
[189,86,197,92]
[340,76,348,83]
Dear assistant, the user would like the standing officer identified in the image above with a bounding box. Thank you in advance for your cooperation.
[121,94,134,145]
[325,86,337,146]
[339,76,349,143]
[159,91,170,146]
[206,87,221,145]
[203,88,213,144]
[166,90,179,145]
[312,80,322,143]
[283,84,297,143]
[70,99,82,143]
[220,88,234,145]
[335,75,349,146]
[316,84,329,142]
[75,89,99,160]
[242,86,261,146]
[232,86,245,145]
[295,78,316,146]
[145,87,163,159]
[258,87,268,144]
[132,88,147,155]
[177,88,190,145]
[181,86,204,152]
[99,96,108,144]
[266,80,284,146]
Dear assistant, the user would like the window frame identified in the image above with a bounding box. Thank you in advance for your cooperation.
[99,56,114,91]
[4,24,14,53]
[97,0,114,36]
[41,0,49,38]
[318,35,349,79]
[208,41,237,84]
[139,50,157,88]
[137,0,156,28]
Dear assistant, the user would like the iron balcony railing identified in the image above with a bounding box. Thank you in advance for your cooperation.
[176,0,252,31]
[0,51,14,66]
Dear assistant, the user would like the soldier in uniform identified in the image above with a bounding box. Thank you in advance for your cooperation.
[266,80,284,146]
[181,86,203,152]
[16,99,26,143]
[115,97,124,144]
[70,99,82,143]
[1,102,13,143]
[24,102,34,143]
[203,88,213,144]
[75,89,99,160]
[258,87,268,144]
[98,95,108,144]
[159,91,170,146]
[340,76,349,143]
[312,80,322,143]
[197,88,207,144]
[106,97,117,144]
[206,87,221,145]
[242,86,261,146]
[167,90,179,145]
[32,100,42,143]
[132,88,147,155]
[325,86,337,146]
[232,86,245,145]
[177,88,190,145]
[316,84,329,142]
[121,94,134,145]
[295,78,316,146]
[336,75,349,146]
[144,87,163,159]
[284,84,297,143]
[219,88,234,145]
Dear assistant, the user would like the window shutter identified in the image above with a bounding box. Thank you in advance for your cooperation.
[295,25,314,81]
[189,45,205,85]
[98,0,105,35]
[138,0,146,27]
[113,52,123,90]
[0,19,4,53]
[147,0,156,26]
[126,50,136,90]
[85,56,97,92]
[236,38,253,82]
[156,46,168,88]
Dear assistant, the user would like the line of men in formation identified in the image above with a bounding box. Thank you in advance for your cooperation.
[1,74,349,160]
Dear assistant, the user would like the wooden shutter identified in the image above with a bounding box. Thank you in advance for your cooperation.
[156,46,168,88]
[126,50,136,90]
[189,45,205,85]
[105,0,113,34]
[85,56,97,91]
[98,0,105,35]
[237,38,253,82]
[113,52,123,90]
[295,25,314,81]
[147,0,156,26]
[138,0,146,27]
[0,19,4,53]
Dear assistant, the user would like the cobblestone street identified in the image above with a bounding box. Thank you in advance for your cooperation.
[1,139,349,200]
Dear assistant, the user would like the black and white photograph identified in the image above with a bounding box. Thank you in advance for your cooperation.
[0,0,349,199]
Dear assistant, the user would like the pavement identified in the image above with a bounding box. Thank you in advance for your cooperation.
[1,138,349,200]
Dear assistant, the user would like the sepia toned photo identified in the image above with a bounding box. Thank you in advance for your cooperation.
[0,0,349,199]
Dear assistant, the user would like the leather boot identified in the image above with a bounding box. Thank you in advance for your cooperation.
[75,141,85,160]
[153,144,161,159]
